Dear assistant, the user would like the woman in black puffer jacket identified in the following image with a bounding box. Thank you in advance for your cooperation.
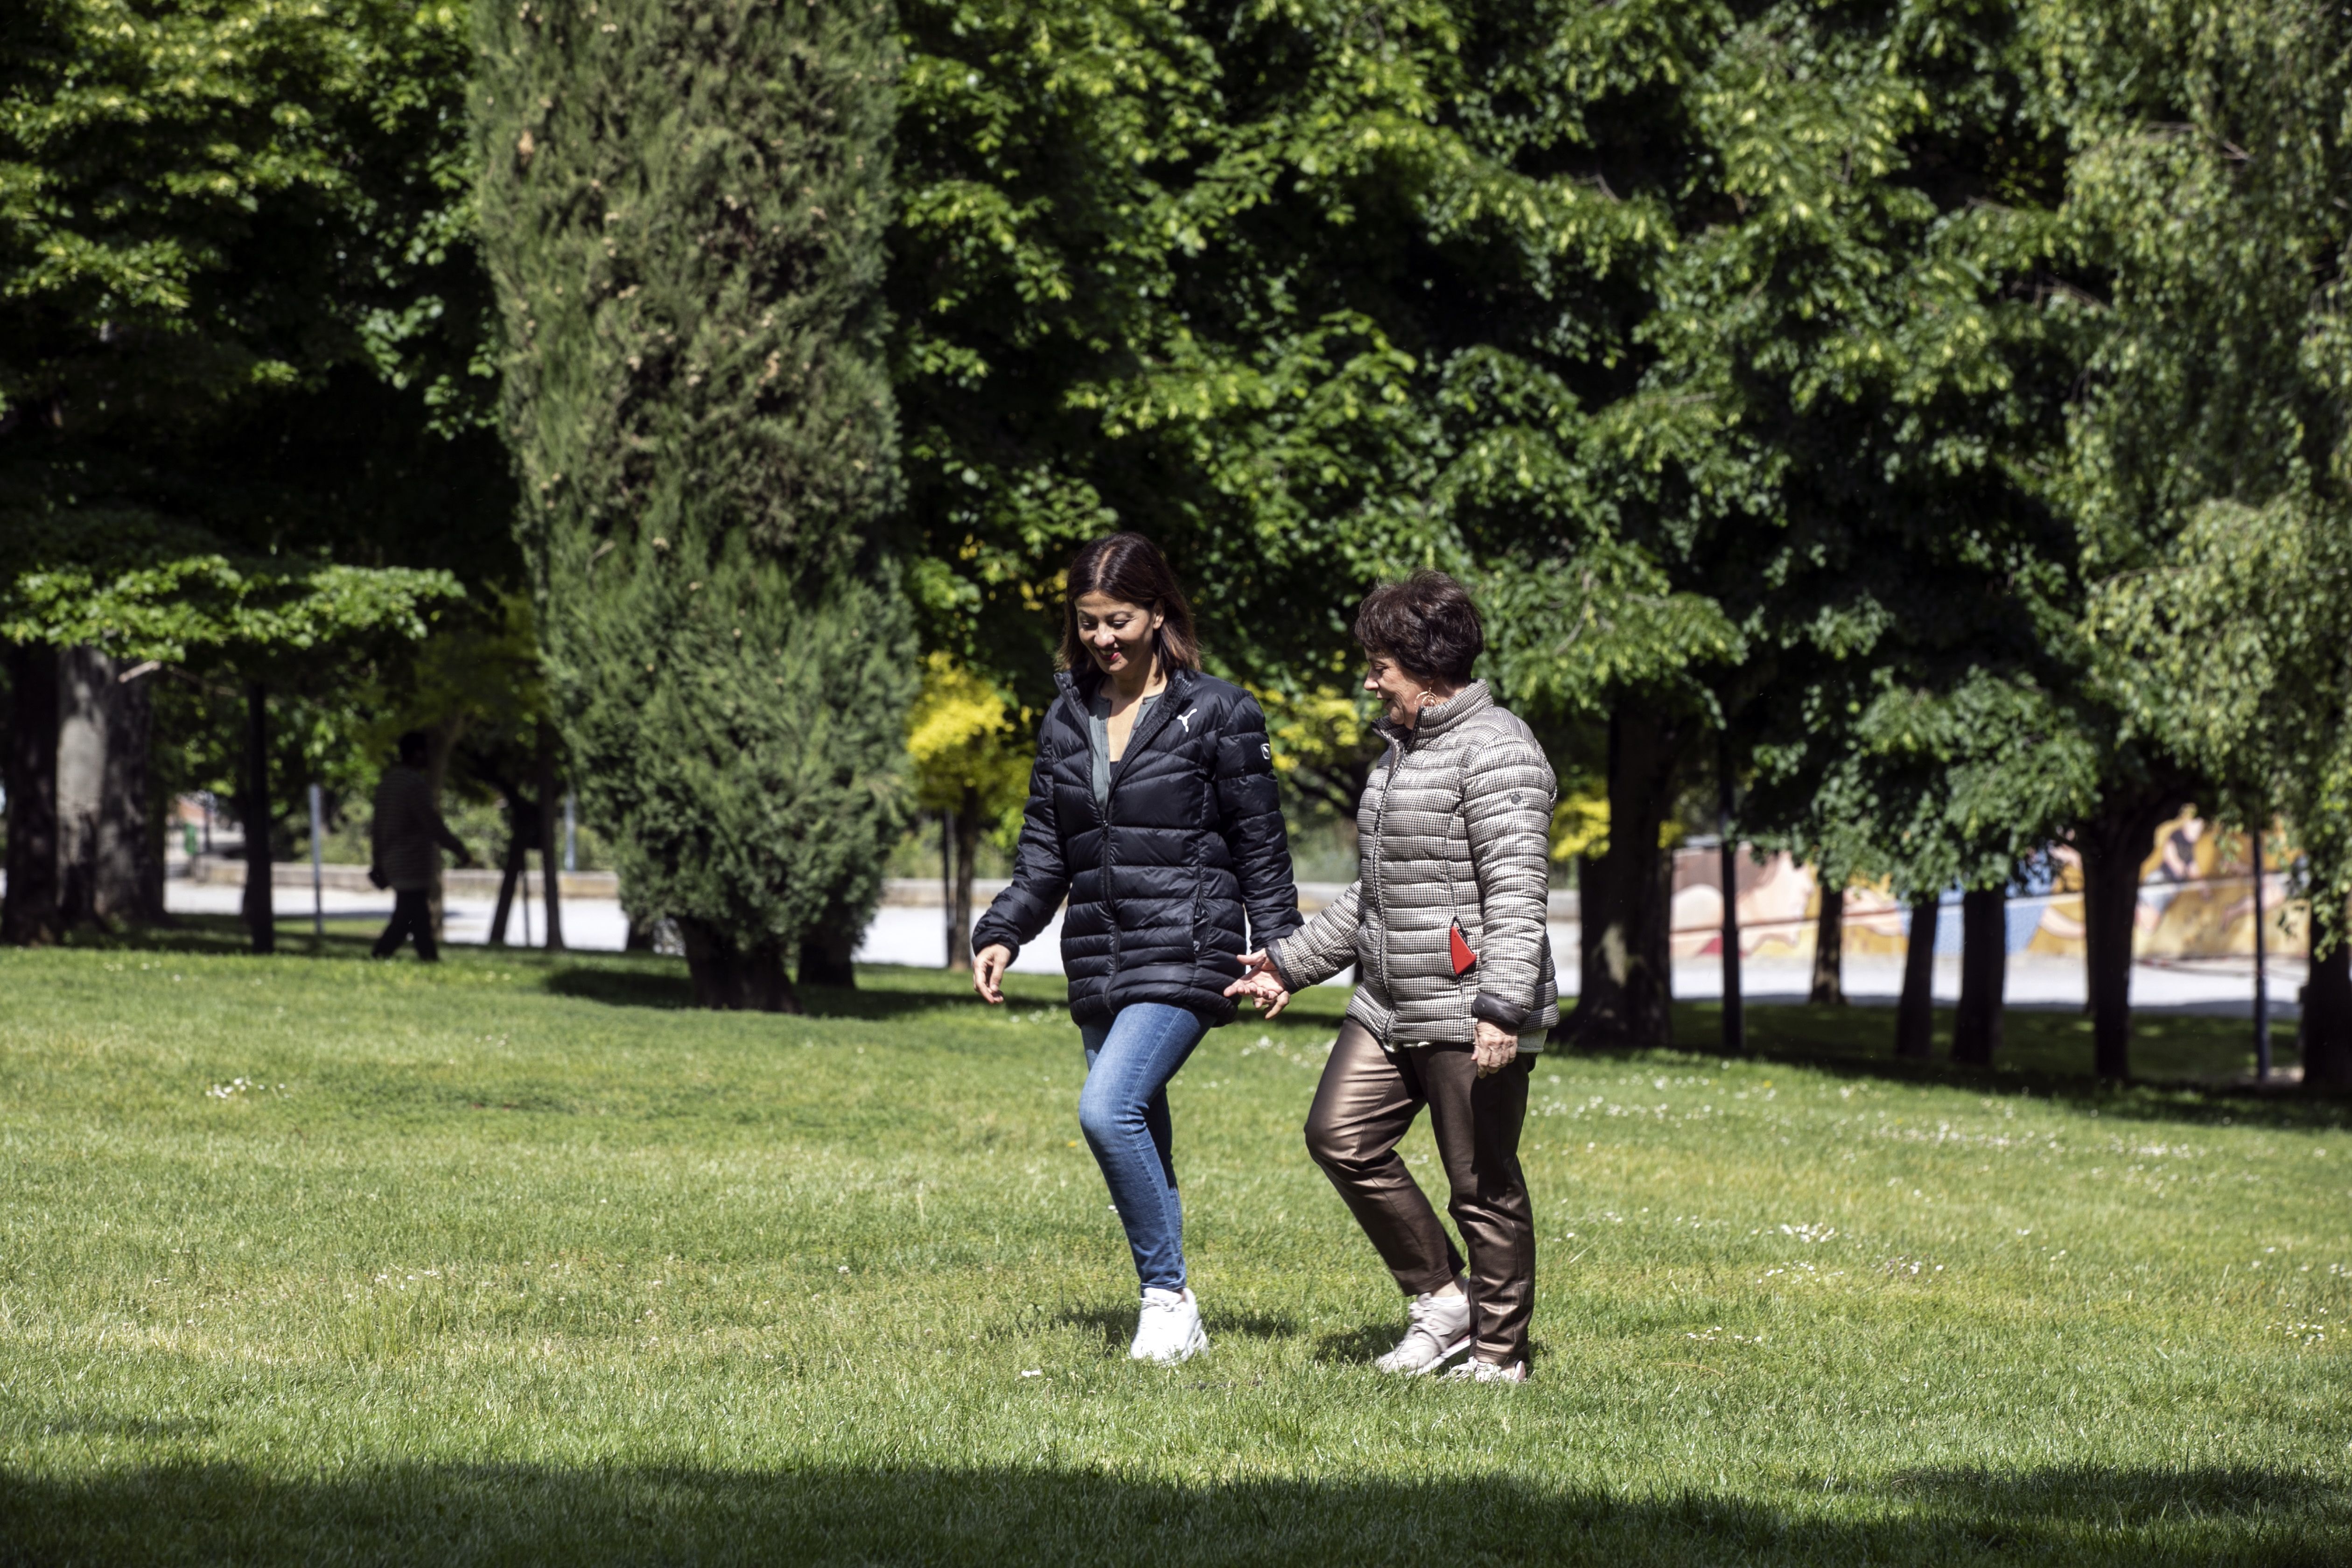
[972,532,1299,1364]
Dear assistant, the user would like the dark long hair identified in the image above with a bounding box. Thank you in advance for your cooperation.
[1057,532,1200,675]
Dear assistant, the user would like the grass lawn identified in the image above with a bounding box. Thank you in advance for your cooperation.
[2,930,2347,1564]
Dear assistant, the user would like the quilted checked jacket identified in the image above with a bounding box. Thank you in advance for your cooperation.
[972,667,1302,1027]
[1267,682,1559,1046]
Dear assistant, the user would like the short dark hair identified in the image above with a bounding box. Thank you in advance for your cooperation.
[397,730,431,765]
[1058,532,1200,675]
[1352,570,1484,685]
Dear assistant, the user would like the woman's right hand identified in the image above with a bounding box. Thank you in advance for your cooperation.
[973,944,1013,1004]
[1225,949,1293,1018]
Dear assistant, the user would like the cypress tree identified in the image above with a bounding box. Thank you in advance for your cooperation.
[476,0,911,1010]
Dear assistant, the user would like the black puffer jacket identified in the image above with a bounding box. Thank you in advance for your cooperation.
[973,667,1301,1026]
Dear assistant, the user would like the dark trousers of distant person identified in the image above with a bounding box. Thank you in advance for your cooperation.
[372,889,439,961]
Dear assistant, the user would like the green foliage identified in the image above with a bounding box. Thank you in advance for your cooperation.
[475,0,916,977]
[2071,0,2352,927]
[0,0,506,707]
[894,0,2111,911]
[1649,3,2100,896]
[906,651,1029,831]
[0,518,461,666]
[891,0,1708,705]
[0,0,490,435]
[1482,543,1744,722]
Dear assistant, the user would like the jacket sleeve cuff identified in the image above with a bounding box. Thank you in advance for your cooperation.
[1472,991,1530,1030]
[971,925,1020,964]
[1266,942,1304,993]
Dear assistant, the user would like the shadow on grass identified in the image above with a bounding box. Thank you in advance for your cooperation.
[538,963,1058,1023]
[1310,1322,1400,1365]
[1639,1001,2351,1130]
[1,1460,2338,1566]
[1050,1304,1301,1352]
[541,964,1068,1025]
[541,964,696,1010]
[35,914,378,960]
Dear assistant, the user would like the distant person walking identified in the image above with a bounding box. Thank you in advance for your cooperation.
[370,731,472,961]
[971,532,1300,1364]
[1229,571,1557,1384]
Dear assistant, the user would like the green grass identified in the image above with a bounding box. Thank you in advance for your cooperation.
[2,935,2347,1565]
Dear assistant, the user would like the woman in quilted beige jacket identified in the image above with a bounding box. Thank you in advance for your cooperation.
[1230,571,1556,1382]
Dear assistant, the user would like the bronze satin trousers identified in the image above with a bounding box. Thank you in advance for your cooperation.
[1303,1019,1536,1364]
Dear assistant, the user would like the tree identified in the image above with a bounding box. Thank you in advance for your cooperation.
[2,527,461,949]
[1,0,509,950]
[1475,1,2099,1053]
[906,652,1030,972]
[1809,865,1849,1006]
[476,0,916,1011]
[2065,0,2352,1090]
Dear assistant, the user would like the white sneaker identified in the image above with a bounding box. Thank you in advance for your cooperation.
[1130,1287,1208,1364]
[1374,1287,1473,1375]
[1444,1357,1528,1384]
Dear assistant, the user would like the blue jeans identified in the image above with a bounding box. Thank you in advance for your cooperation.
[1078,1003,1211,1292]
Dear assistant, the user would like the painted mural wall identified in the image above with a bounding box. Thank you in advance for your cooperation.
[1665,812,2300,963]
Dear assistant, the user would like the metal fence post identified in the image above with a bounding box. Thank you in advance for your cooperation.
[308,782,325,938]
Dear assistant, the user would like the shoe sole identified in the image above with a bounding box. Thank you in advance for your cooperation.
[1134,1330,1208,1365]
[1376,1331,1472,1376]
[1132,1323,1210,1365]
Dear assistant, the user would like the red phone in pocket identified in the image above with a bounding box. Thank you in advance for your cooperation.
[1449,919,1478,976]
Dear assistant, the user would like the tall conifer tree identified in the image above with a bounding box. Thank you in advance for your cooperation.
[476,0,912,1010]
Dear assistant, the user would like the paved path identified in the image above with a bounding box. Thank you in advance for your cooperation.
[168,882,2293,1018]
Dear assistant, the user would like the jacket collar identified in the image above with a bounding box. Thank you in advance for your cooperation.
[1057,664,1196,706]
[1373,679,1494,749]
[1116,668,1194,779]
[1054,665,1198,761]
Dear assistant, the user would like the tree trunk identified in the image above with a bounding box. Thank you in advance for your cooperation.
[2073,787,2184,1082]
[55,645,151,924]
[798,917,858,987]
[488,822,525,946]
[680,918,801,1012]
[536,721,566,952]
[624,915,657,952]
[1895,894,1939,1059]
[241,679,274,954]
[55,646,108,924]
[2,642,61,945]
[140,707,169,924]
[1809,870,1846,1005]
[99,658,154,922]
[940,811,954,967]
[1557,705,1681,1049]
[948,784,980,975]
[2303,927,2352,1092]
[1953,886,2007,1067]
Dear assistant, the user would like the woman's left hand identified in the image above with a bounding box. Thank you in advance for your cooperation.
[1472,1019,1519,1078]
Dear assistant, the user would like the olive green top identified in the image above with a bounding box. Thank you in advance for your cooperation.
[1088,689,1161,809]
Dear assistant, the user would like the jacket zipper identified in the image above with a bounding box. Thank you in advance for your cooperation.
[1097,674,1188,984]
[1368,728,1404,1003]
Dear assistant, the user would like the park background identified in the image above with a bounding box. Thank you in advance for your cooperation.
[4,1,2352,1562]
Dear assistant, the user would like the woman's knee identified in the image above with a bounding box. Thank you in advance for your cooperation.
[1078,1084,1140,1147]
[1302,1108,1358,1174]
